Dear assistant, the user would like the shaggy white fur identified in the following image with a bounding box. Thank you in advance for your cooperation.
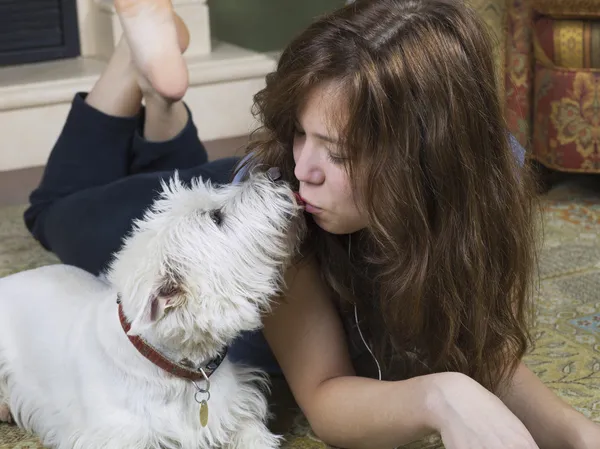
[0,171,306,449]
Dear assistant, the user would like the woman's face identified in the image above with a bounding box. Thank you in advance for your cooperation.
[293,83,369,235]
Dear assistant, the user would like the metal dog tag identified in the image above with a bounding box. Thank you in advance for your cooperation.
[199,400,209,427]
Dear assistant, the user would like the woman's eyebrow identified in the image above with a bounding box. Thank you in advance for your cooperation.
[314,132,338,144]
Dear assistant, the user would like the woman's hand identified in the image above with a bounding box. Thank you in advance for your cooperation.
[429,372,539,449]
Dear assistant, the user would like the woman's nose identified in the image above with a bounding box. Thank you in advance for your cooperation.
[294,145,325,185]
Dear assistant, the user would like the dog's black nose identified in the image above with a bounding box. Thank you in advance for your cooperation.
[266,167,281,182]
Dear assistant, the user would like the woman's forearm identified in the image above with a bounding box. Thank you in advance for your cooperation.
[307,373,446,449]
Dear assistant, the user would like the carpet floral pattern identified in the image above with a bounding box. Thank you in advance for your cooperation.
[0,178,599,448]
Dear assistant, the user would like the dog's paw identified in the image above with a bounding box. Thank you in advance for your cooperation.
[0,404,13,424]
[228,424,282,449]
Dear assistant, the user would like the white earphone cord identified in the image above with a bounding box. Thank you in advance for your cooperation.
[349,235,382,381]
[351,240,399,448]
[353,303,382,381]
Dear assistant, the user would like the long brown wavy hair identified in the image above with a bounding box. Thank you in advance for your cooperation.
[238,0,539,393]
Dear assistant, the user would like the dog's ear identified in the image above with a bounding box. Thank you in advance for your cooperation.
[127,295,173,336]
[127,279,183,335]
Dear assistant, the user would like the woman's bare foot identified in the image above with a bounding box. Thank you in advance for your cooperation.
[115,0,189,101]
[133,13,190,99]
[135,14,190,142]
[85,12,189,117]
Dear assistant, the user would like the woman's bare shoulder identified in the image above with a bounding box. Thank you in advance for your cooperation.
[263,254,355,411]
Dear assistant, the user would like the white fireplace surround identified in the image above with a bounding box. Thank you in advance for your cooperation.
[0,0,278,172]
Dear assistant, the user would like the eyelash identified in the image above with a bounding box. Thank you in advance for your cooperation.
[327,153,347,165]
[294,126,346,165]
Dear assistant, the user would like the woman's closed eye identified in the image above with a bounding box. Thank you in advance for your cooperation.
[327,150,347,165]
[294,120,346,165]
[293,125,306,137]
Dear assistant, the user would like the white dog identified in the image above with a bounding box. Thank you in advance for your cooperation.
[0,170,306,449]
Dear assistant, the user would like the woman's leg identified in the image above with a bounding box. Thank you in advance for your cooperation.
[23,17,220,275]
[30,157,239,275]
[24,14,276,373]
[24,36,145,250]
[128,91,208,175]
[126,13,208,174]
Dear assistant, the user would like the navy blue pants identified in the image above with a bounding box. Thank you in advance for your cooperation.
[23,93,280,372]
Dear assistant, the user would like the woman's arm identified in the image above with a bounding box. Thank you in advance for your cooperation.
[499,361,600,449]
[263,259,437,448]
[263,260,539,449]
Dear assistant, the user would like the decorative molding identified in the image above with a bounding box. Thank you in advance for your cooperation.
[0,43,275,112]
[0,43,278,171]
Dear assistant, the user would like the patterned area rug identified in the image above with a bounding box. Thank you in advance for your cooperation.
[1,177,599,449]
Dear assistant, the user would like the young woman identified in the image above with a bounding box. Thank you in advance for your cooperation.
[24,1,600,448]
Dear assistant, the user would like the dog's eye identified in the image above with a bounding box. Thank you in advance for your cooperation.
[209,209,223,226]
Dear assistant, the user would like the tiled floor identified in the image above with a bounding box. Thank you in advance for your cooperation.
[0,135,250,207]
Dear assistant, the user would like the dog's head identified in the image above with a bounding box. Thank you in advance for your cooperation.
[107,170,306,354]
